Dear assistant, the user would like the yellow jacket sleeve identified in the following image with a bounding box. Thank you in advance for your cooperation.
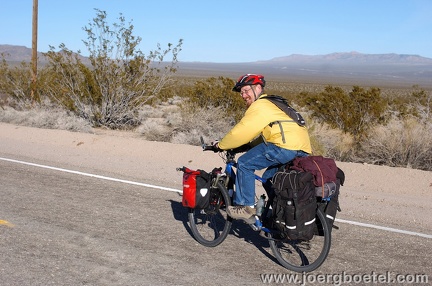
[218,94,312,153]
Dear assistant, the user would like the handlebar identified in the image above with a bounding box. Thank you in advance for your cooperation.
[202,144,218,152]
[200,136,251,155]
[200,136,218,152]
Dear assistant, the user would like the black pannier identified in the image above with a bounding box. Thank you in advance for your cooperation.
[271,170,316,241]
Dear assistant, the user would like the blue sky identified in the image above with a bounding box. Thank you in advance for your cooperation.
[1,0,431,62]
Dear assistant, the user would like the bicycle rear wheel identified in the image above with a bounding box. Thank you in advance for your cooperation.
[188,180,232,247]
[268,207,331,272]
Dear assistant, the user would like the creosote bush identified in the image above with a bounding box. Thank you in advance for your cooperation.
[388,85,431,123]
[41,9,182,129]
[0,58,35,108]
[300,85,388,141]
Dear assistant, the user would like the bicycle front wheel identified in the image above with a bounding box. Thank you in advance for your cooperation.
[188,180,232,247]
[269,207,331,272]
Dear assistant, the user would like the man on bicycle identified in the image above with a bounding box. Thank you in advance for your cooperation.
[213,74,312,223]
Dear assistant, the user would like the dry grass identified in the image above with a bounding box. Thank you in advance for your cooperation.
[307,121,354,159]
[356,118,432,169]
[135,96,231,146]
[0,105,92,133]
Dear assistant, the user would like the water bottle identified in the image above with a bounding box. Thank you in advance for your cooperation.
[256,194,266,216]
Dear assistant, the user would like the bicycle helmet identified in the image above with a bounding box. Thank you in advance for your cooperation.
[232,74,266,92]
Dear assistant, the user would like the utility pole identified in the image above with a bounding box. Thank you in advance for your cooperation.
[31,0,38,101]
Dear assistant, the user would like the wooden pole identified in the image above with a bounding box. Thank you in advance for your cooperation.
[31,0,38,101]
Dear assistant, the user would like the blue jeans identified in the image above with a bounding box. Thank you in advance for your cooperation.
[234,142,308,206]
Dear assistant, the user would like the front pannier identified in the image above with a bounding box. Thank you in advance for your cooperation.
[180,167,212,209]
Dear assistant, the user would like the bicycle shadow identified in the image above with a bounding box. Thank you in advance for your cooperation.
[168,199,279,266]
[167,198,195,238]
[229,220,280,265]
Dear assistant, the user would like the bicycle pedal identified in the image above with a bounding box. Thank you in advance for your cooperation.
[248,216,263,231]
[249,223,260,231]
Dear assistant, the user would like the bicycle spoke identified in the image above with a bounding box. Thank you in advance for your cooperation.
[269,208,331,272]
[188,182,232,247]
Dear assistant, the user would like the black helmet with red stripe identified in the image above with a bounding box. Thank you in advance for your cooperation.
[232,74,266,92]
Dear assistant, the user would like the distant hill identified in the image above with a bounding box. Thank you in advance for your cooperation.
[265,51,432,65]
[0,44,89,65]
[0,44,45,62]
[2,44,432,88]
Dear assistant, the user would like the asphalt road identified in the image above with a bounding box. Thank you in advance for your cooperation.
[1,158,431,286]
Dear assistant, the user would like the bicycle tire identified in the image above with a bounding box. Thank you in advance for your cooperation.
[269,207,331,272]
[188,180,232,247]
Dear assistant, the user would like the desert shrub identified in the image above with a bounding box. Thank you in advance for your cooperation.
[157,77,195,103]
[0,58,35,108]
[181,76,245,122]
[300,85,388,141]
[0,92,7,108]
[388,85,431,123]
[411,87,432,122]
[353,117,432,171]
[41,9,182,129]
[265,81,332,104]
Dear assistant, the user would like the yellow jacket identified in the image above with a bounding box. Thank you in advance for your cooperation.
[218,94,312,153]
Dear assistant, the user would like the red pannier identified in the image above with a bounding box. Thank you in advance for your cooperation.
[181,167,212,209]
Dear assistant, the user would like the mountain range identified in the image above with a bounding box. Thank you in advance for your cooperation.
[1,44,431,87]
[266,51,432,65]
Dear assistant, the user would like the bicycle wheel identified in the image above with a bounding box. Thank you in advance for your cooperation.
[188,180,232,247]
[269,207,331,272]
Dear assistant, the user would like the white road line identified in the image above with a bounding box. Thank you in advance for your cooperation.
[335,218,432,239]
[0,157,180,193]
[1,156,431,239]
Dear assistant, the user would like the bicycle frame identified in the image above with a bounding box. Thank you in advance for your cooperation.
[224,158,267,184]
[220,150,271,232]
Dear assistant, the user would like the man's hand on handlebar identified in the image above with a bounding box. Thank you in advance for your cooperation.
[211,140,222,152]
[201,136,251,154]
